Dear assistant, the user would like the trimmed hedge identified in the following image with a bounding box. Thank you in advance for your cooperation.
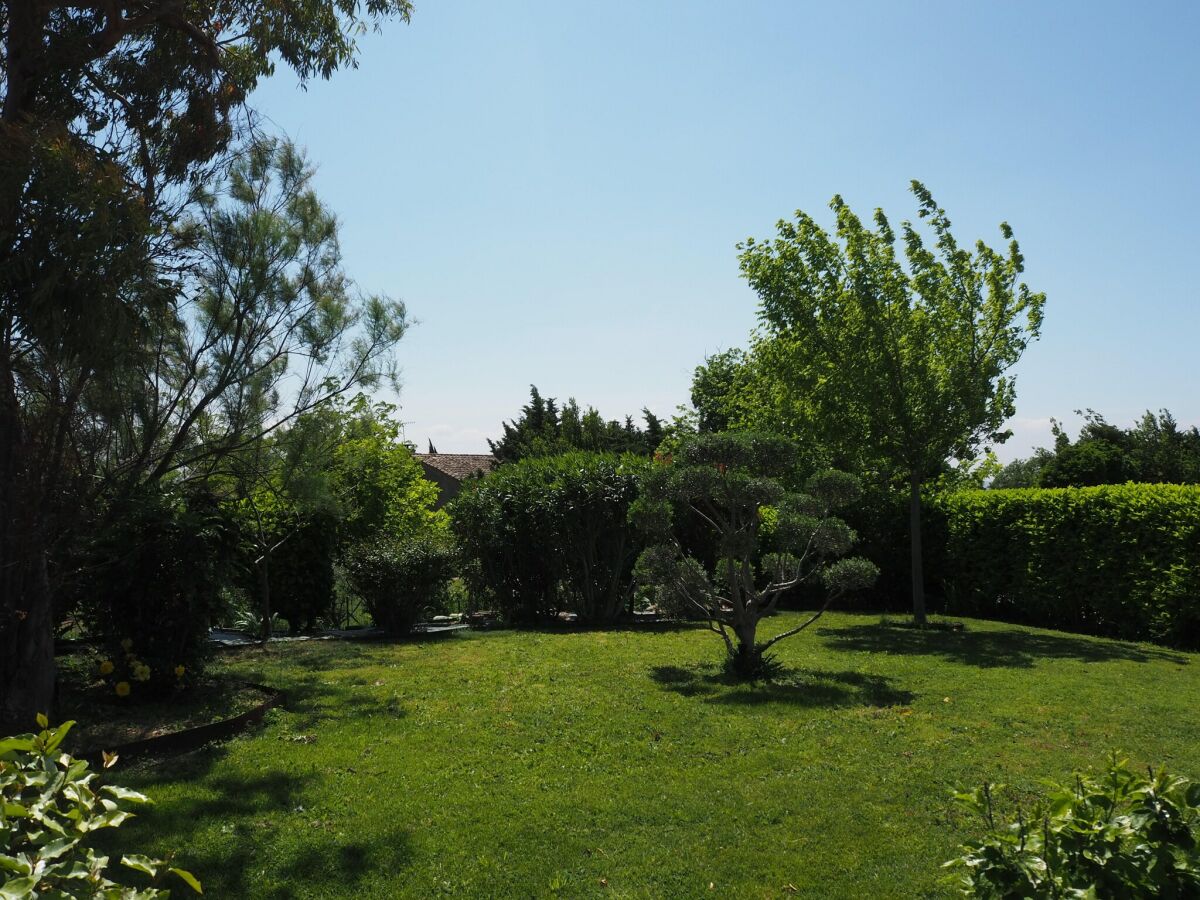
[343,534,456,634]
[450,452,650,624]
[931,484,1200,647]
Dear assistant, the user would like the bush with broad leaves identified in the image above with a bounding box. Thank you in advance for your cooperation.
[0,716,201,898]
[945,754,1200,898]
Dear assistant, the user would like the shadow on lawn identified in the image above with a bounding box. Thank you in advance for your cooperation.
[818,621,1191,669]
[649,663,914,708]
[116,748,414,897]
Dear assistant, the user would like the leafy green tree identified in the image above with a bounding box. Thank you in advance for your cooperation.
[690,348,769,435]
[1,0,412,726]
[738,182,1045,624]
[329,395,445,547]
[226,393,442,637]
[988,451,1050,489]
[1129,410,1200,484]
[632,432,877,678]
[228,427,338,640]
[1012,409,1200,489]
[0,135,407,725]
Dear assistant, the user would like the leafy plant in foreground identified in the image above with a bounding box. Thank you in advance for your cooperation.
[0,717,201,898]
[945,754,1200,898]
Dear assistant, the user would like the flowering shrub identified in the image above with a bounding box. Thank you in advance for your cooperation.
[73,486,236,700]
[0,716,201,897]
[94,638,189,701]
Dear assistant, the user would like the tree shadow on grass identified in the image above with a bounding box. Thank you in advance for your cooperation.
[112,758,414,897]
[818,621,1191,670]
[513,619,707,637]
[649,663,914,709]
[261,828,414,899]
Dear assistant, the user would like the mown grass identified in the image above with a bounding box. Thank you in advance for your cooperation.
[104,613,1200,898]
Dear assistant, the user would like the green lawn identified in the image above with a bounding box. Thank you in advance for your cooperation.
[103,613,1200,898]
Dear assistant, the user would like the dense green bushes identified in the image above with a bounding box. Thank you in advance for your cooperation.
[74,486,236,700]
[931,485,1200,647]
[450,452,650,624]
[343,536,457,634]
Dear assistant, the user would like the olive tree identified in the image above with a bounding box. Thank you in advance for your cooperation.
[738,182,1045,624]
[632,432,877,678]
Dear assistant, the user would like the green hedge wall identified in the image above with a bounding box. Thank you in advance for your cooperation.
[450,452,650,625]
[931,485,1200,647]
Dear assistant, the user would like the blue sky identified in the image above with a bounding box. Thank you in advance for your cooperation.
[252,0,1200,460]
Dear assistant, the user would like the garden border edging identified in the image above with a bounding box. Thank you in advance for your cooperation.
[78,681,284,768]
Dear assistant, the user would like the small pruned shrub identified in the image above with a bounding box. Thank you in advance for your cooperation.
[945,754,1200,898]
[0,716,201,898]
[343,535,456,634]
[931,484,1200,647]
[632,432,877,678]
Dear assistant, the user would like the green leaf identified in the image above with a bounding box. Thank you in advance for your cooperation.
[36,835,79,861]
[102,785,151,804]
[44,721,75,754]
[170,867,204,894]
[0,877,39,899]
[121,853,159,877]
[0,855,31,875]
[0,738,36,756]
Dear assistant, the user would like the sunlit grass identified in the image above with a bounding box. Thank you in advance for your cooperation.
[109,613,1200,898]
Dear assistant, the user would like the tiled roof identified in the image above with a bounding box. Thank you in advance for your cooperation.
[415,453,497,481]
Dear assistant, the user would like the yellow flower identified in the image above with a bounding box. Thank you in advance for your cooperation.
[115,681,131,697]
[120,638,133,651]
[134,664,151,682]
[174,665,186,678]
[99,660,114,676]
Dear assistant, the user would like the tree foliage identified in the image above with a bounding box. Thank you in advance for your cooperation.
[225,393,443,636]
[994,408,1200,489]
[489,385,664,464]
[451,452,650,624]
[737,182,1045,623]
[1,0,411,726]
[632,432,877,678]
[0,133,408,724]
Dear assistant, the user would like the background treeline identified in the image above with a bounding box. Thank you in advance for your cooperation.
[489,386,665,462]
[450,407,1200,650]
[992,409,1200,488]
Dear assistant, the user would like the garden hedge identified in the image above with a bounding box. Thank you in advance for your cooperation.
[450,452,650,624]
[930,484,1200,647]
